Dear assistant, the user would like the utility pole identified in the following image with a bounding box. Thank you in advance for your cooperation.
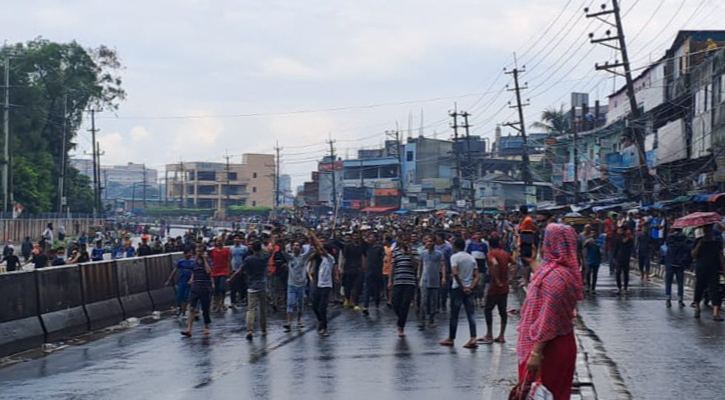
[164,169,168,207]
[586,0,651,203]
[142,163,148,209]
[461,111,476,210]
[3,56,10,213]
[224,150,232,213]
[327,136,338,217]
[503,57,533,186]
[449,105,463,202]
[58,94,68,213]
[96,141,104,213]
[179,160,186,210]
[87,109,99,215]
[572,104,580,203]
[385,129,403,209]
[274,142,282,215]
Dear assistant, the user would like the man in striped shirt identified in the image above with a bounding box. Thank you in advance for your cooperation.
[388,234,419,338]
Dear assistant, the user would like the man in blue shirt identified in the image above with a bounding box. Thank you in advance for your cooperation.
[229,235,249,306]
[91,240,105,262]
[434,232,453,312]
[166,249,196,318]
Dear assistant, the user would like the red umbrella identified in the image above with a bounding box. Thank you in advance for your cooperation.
[673,212,722,229]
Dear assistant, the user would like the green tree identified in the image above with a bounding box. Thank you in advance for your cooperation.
[1,38,125,213]
[531,106,569,134]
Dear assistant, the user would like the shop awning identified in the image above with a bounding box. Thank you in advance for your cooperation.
[694,194,716,202]
[361,206,397,213]
[672,195,693,203]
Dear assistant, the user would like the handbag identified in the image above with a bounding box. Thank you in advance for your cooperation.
[508,371,533,400]
[528,381,553,400]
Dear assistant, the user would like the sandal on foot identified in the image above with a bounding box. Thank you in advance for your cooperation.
[463,341,478,349]
[439,339,454,346]
[180,331,192,337]
[494,337,506,343]
[477,337,494,344]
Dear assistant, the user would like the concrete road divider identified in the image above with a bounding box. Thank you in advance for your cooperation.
[0,272,44,357]
[116,258,153,318]
[36,265,89,342]
[145,254,176,311]
[80,261,124,330]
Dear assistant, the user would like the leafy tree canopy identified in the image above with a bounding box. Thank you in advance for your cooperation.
[1,38,125,213]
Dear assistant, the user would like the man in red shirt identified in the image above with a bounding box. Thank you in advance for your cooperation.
[480,236,512,344]
[210,238,231,312]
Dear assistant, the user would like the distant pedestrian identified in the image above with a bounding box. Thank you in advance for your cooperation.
[234,241,269,340]
[283,240,310,332]
[209,238,231,312]
[308,231,336,337]
[2,248,20,272]
[692,224,725,321]
[229,236,248,306]
[613,227,634,294]
[21,237,32,262]
[166,249,195,318]
[42,223,54,246]
[480,236,511,344]
[181,245,213,337]
[418,236,444,330]
[440,238,479,349]
[58,225,66,242]
[91,240,105,262]
[637,223,652,281]
[583,231,602,294]
[362,232,385,315]
[3,241,14,258]
[664,228,690,308]
[137,237,153,257]
[390,234,418,338]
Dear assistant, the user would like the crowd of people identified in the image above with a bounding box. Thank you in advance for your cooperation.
[3,205,725,400]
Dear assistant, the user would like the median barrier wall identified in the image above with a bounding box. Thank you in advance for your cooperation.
[145,254,176,310]
[116,258,153,318]
[0,272,44,357]
[80,261,124,330]
[36,265,89,342]
[0,253,180,357]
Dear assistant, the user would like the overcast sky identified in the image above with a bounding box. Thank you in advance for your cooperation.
[3,0,721,188]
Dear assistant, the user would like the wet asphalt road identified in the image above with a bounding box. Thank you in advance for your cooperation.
[0,298,520,400]
[577,267,725,400]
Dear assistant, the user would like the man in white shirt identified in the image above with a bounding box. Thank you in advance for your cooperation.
[440,238,480,349]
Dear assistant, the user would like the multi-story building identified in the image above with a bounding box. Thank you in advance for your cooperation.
[165,153,274,210]
[71,160,158,185]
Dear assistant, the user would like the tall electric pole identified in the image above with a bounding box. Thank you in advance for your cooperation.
[224,150,232,212]
[87,109,100,215]
[58,94,68,213]
[274,142,282,215]
[503,58,533,186]
[179,160,186,210]
[449,106,463,201]
[3,56,10,213]
[461,111,476,209]
[385,129,403,209]
[586,0,651,203]
[327,136,338,217]
[142,163,148,209]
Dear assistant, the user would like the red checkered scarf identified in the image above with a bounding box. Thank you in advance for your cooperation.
[517,223,583,363]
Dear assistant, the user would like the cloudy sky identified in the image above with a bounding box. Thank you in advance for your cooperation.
[3,0,721,188]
